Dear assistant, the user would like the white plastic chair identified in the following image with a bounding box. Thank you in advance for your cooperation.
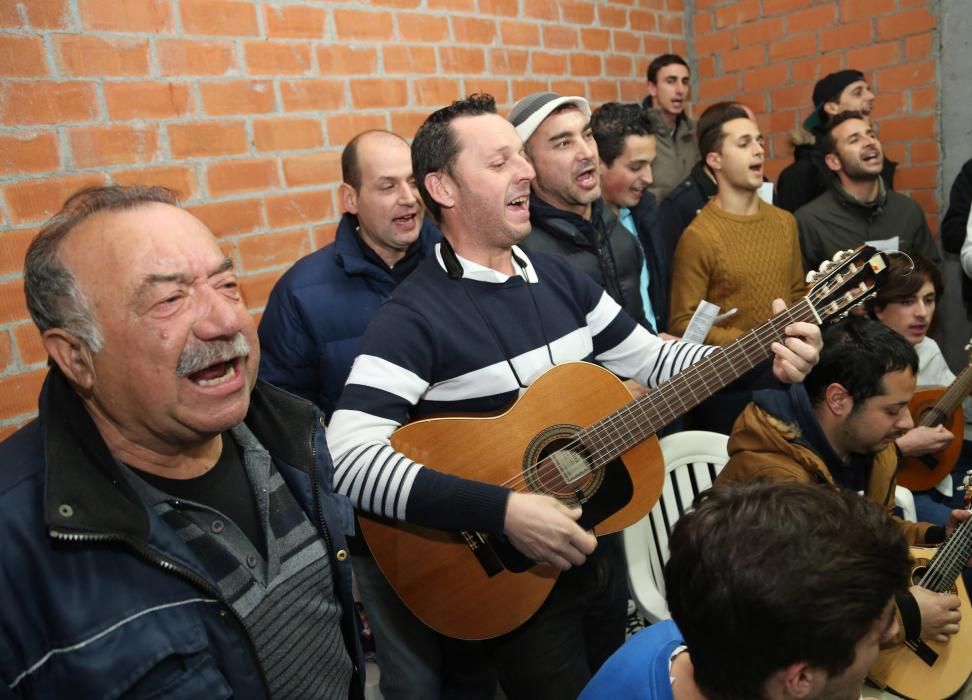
[895,484,917,522]
[623,430,730,623]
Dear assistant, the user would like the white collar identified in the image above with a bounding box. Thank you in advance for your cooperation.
[434,243,539,283]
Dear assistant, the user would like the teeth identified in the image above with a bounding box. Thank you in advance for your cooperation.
[196,363,236,387]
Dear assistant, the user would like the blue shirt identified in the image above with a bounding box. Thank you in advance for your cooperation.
[580,620,683,699]
[620,206,658,332]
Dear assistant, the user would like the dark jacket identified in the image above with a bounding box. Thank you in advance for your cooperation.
[258,213,440,421]
[775,130,897,214]
[657,160,717,269]
[940,158,972,317]
[523,194,647,327]
[795,180,941,273]
[0,370,364,699]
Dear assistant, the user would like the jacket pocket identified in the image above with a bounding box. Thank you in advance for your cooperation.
[19,598,233,700]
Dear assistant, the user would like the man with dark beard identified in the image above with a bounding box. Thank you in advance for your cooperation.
[795,111,941,272]
[0,186,363,699]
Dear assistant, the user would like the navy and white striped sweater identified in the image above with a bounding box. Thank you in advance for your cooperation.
[327,245,712,534]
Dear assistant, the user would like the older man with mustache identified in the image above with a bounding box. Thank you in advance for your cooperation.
[0,185,363,699]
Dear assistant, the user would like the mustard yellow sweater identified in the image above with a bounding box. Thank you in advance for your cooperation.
[669,198,806,346]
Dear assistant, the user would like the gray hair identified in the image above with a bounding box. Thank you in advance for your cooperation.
[24,185,179,353]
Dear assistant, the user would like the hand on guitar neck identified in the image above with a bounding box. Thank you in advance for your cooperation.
[896,424,954,457]
[911,509,972,644]
[503,492,597,571]
[768,298,823,384]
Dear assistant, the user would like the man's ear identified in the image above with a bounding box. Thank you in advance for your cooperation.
[705,150,721,174]
[824,382,854,418]
[646,81,658,99]
[339,182,359,215]
[824,152,842,174]
[773,661,821,698]
[823,101,841,118]
[424,171,456,212]
[43,329,95,392]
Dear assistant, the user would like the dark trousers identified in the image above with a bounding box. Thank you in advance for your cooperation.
[485,533,628,700]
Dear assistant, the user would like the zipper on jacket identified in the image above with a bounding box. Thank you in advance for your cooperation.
[48,528,272,698]
[310,415,363,687]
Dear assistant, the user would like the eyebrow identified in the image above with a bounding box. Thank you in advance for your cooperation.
[546,130,576,143]
[140,257,234,287]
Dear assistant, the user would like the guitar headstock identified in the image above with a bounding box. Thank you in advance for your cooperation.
[804,246,889,324]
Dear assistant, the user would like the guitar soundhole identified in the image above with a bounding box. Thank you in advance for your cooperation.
[524,424,604,506]
[911,558,959,595]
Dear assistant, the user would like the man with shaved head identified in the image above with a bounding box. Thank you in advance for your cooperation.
[258,132,459,699]
[0,185,363,698]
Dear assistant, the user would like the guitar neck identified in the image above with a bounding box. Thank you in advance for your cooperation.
[922,363,972,427]
[921,514,972,593]
[579,299,816,461]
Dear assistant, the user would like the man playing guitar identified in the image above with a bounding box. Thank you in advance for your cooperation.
[326,94,823,699]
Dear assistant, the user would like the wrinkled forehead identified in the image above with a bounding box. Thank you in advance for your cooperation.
[63,203,226,297]
[834,118,873,143]
[453,113,521,162]
[357,133,414,182]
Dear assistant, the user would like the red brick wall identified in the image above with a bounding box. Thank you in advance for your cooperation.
[0,0,686,433]
[692,0,938,229]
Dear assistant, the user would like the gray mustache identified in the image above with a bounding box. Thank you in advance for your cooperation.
[176,332,250,377]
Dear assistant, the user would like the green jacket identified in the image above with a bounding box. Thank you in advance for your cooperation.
[795,180,941,273]
[644,108,699,202]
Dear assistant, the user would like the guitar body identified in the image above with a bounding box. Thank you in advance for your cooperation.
[359,362,665,640]
[868,547,972,700]
[898,387,964,491]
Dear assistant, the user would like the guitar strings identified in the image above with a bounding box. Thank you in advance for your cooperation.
[919,514,972,592]
[493,297,820,494]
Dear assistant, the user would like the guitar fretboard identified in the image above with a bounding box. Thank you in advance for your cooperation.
[921,513,972,593]
[577,298,816,463]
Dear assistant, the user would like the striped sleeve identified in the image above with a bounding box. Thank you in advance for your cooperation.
[326,305,510,534]
[586,290,714,387]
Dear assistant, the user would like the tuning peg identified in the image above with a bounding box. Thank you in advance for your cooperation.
[832,249,852,263]
[806,270,819,284]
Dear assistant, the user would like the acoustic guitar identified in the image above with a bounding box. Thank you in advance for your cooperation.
[868,478,972,699]
[361,247,890,640]
[897,346,972,492]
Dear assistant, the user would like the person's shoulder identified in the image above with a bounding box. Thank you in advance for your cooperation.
[762,200,798,228]
[884,189,925,216]
[271,240,341,293]
[0,420,45,499]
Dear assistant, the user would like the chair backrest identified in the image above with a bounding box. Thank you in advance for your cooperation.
[624,430,729,622]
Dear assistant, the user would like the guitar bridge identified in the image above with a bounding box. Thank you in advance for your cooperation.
[906,639,939,667]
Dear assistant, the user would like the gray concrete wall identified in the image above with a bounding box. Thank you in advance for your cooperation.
[938,0,972,370]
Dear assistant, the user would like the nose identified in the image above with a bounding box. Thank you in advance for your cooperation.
[193,285,244,341]
[398,181,418,205]
[896,407,914,432]
[915,300,928,318]
[643,164,654,186]
[515,152,536,183]
[754,139,765,157]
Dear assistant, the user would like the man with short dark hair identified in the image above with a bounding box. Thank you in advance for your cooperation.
[641,54,699,201]
[669,103,804,346]
[795,111,941,273]
[0,185,363,698]
[258,131,454,700]
[719,316,969,651]
[668,102,806,433]
[655,100,759,281]
[777,69,896,213]
[326,93,822,698]
[582,480,911,699]
[590,102,670,333]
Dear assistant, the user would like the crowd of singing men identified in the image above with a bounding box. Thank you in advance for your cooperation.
[2,52,972,700]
